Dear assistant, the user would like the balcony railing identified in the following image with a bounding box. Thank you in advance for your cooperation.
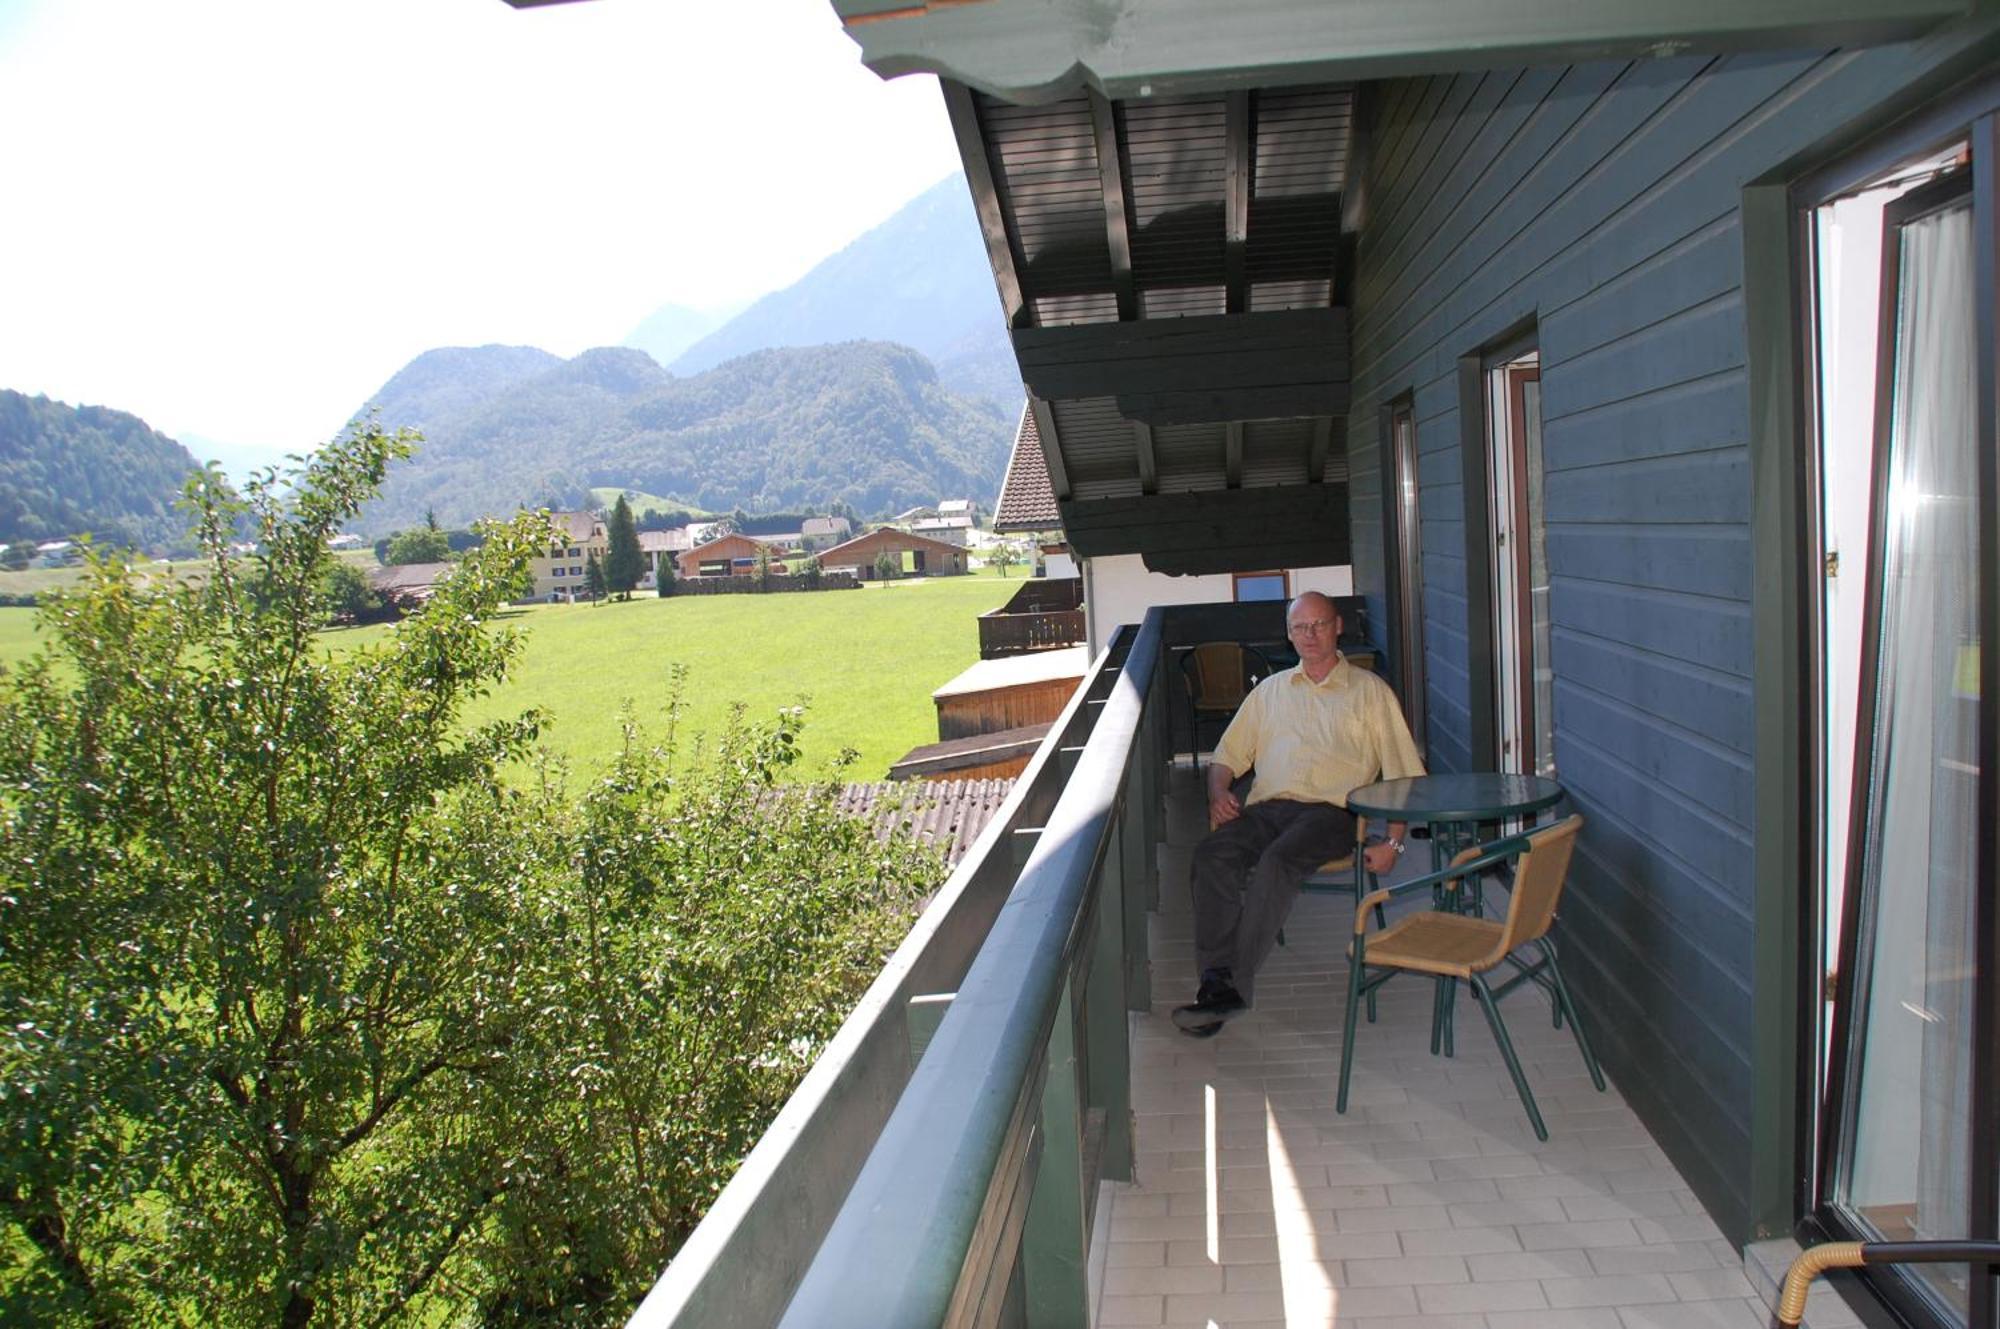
[631,608,1171,1327]
[977,578,1087,658]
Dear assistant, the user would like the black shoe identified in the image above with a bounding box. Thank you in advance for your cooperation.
[1177,1019,1224,1039]
[1172,980,1247,1032]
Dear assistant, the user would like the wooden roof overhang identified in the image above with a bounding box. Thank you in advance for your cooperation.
[941,76,1357,574]
[840,0,1964,577]
[834,0,1965,104]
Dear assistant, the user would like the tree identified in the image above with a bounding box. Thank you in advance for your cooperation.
[655,551,676,598]
[604,496,642,600]
[382,526,451,565]
[751,544,774,592]
[0,423,554,1326]
[0,426,944,1325]
[319,559,385,623]
[0,541,31,571]
[988,543,1020,578]
[874,550,900,582]
[585,550,607,602]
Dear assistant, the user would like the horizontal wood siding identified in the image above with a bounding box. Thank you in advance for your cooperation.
[935,678,1082,741]
[1343,30,1998,1242]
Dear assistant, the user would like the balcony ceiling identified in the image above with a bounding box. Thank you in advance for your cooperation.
[836,0,1966,103]
[953,79,1355,573]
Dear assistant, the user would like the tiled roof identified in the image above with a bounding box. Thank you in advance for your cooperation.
[551,510,600,542]
[833,778,1015,867]
[367,562,451,595]
[992,402,1061,533]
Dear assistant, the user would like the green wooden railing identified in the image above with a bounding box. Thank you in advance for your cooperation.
[630,609,1169,1327]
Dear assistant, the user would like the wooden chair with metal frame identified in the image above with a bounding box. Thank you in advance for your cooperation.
[1289,817,1386,938]
[1179,641,1274,767]
[1334,813,1605,1140]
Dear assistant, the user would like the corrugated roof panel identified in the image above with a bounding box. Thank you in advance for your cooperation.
[1249,278,1332,310]
[1242,417,1313,488]
[1141,285,1227,318]
[1050,396,1138,501]
[1124,94,1227,290]
[982,93,1112,300]
[1033,292,1122,325]
[1152,421,1225,493]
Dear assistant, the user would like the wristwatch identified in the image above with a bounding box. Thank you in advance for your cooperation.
[1387,836,1407,857]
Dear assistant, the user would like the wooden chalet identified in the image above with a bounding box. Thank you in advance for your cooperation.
[817,526,969,579]
[675,532,780,579]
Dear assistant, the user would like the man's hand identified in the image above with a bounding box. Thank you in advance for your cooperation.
[1363,841,1399,876]
[1205,762,1243,829]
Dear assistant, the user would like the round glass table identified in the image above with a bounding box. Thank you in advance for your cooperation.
[1347,773,1567,908]
[1346,773,1565,829]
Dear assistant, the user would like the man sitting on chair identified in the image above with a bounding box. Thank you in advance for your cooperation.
[1175,590,1426,1037]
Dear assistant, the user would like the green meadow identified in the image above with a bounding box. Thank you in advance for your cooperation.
[0,575,1024,781]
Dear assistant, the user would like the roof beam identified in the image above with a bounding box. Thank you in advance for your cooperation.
[1012,308,1350,425]
[1225,90,1251,315]
[1058,484,1351,571]
[941,79,1031,329]
[1088,90,1138,322]
[1224,422,1243,488]
[1308,418,1331,483]
[1133,420,1158,494]
[1029,397,1072,500]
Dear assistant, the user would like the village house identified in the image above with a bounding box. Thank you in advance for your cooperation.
[676,531,783,580]
[525,510,606,602]
[817,526,969,580]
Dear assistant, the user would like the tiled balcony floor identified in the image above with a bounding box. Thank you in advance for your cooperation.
[1096,772,1772,1329]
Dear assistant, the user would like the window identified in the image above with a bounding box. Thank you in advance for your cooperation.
[1232,571,1288,602]
[567,546,581,558]
[552,567,565,578]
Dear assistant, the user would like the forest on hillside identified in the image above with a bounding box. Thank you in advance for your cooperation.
[0,391,201,551]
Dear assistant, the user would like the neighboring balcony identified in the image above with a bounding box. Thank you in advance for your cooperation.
[978,577,1087,658]
[629,605,1821,1329]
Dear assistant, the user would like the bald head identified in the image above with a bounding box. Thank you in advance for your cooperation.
[1287,590,1336,625]
[1286,591,1343,677]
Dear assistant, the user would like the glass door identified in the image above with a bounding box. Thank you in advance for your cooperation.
[1820,164,1990,1328]
[1487,348,1554,778]
[1387,400,1427,748]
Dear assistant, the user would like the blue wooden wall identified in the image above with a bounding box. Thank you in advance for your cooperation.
[1343,31,1996,1242]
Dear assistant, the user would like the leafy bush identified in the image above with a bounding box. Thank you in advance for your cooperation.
[0,425,938,1326]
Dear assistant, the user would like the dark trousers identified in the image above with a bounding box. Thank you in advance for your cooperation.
[1190,799,1356,1005]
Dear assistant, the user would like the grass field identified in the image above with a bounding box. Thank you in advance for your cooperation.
[0,576,1022,781]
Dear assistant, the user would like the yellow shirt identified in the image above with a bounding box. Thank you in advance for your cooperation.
[1213,657,1426,808]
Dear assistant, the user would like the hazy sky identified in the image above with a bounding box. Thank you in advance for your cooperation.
[0,0,961,468]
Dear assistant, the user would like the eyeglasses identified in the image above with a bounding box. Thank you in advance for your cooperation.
[1289,618,1337,635]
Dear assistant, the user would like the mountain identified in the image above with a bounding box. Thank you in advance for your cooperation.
[363,344,564,437]
[621,302,737,369]
[665,174,1021,409]
[353,341,1013,535]
[0,391,202,551]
